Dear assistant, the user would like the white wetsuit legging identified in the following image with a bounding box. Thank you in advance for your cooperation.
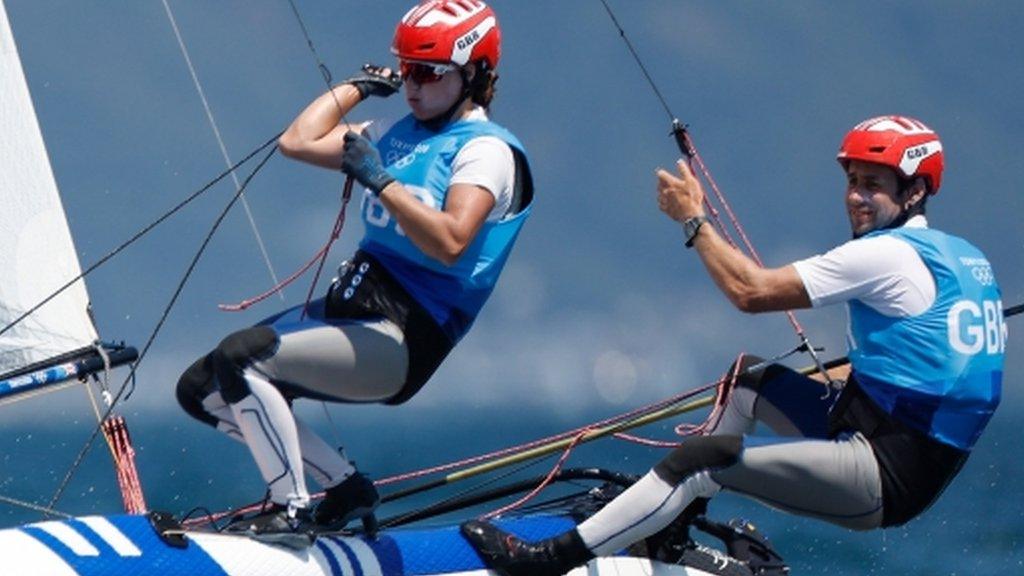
[576,356,885,556]
[176,296,409,510]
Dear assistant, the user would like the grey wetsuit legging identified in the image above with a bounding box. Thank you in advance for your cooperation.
[256,310,408,403]
[576,358,884,556]
[176,296,411,507]
[709,361,883,527]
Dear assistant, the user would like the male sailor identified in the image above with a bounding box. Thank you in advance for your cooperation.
[460,115,1006,575]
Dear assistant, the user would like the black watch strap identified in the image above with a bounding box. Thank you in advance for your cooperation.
[683,215,709,248]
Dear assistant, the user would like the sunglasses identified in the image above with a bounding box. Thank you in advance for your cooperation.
[399,61,457,84]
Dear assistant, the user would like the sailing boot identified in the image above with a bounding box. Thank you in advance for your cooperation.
[224,503,315,548]
[460,520,593,576]
[313,471,380,531]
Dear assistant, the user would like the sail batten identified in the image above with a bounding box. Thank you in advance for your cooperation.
[1,0,99,377]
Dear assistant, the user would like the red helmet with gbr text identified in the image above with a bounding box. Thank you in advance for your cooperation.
[837,115,944,194]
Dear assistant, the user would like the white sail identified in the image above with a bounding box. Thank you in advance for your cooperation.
[0,0,98,375]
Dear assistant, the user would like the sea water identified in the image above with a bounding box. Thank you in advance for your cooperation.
[2,401,1021,575]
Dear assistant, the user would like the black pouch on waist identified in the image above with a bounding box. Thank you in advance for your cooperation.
[326,250,453,404]
[829,374,968,527]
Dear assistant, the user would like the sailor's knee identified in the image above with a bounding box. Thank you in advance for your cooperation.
[176,354,218,426]
[729,355,769,393]
[211,326,278,403]
[213,326,279,369]
[653,435,743,485]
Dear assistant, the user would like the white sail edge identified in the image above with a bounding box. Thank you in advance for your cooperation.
[0,0,100,378]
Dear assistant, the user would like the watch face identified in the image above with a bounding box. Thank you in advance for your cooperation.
[685,218,699,237]
[684,216,705,247]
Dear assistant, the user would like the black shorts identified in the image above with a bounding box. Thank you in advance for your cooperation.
[829,374,969,526]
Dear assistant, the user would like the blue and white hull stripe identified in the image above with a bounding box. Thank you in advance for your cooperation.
[1,513,708,576]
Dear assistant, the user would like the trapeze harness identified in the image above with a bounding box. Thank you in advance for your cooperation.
[177,114,533,420]
[324,114,533,403]
[828,226,1004,526]
[172,114,533,508]
[569,226,1007,556]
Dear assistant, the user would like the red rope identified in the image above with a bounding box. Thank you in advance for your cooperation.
[217,243,334,312]
[477,354,746,518]
[609,432,679,448]
[182,378,723,528]
[218,177,354,315]
[680,131,806,336]
[102,416,147,515]
[480,428,591,520]
[301,177,354,320]
[376,380,719,487]
[677,352,743,436]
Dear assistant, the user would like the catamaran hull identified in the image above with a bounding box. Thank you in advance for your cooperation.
[0,514,718,576]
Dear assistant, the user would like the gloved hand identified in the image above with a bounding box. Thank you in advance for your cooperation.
[341,131,395,196]
[344,64,403,100]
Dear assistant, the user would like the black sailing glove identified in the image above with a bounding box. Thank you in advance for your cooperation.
[344,63,403,100]
[341,131,395,196]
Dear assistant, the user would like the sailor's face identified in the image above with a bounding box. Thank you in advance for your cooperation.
[845,160,903,238]
[401,62,465,121]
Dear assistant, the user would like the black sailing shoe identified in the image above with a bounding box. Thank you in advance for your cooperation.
[313,471,381,531]
[460,520,593,576]
[224,503,315,549]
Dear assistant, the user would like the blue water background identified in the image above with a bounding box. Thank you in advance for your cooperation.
[2,398,1021,575]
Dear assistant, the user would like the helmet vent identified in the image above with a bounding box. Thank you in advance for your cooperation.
[868,146,887,153]
[444,1,478,16]
[393,0,500,69]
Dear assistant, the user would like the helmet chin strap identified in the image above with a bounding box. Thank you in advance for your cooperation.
[417,68,473,132]
[878,209,914,233]
[864,181,926,237]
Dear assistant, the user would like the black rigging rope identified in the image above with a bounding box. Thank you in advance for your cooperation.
[0,132,281,340]
[43,0,355,519]
[285,0,336,88]
[46,145,280,513]
[3,133,281,517]
[596,0,837,385]
[40,0,350,517]
[28,0,1018,524]
[598,0,676,123]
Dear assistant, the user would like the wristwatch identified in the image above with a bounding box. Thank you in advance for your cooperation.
[683,215,709,248]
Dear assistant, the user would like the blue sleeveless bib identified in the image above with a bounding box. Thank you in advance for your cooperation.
[848,227,1004,450]
[359,115,532,342]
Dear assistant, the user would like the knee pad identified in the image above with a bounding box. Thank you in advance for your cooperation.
[654,435,743,485]
[730,355,769,393]
[730,355,802,397]
[176,354,219,427]
[211,326,278,403]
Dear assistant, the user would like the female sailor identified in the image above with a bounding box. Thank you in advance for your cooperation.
[176,0,532,535]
